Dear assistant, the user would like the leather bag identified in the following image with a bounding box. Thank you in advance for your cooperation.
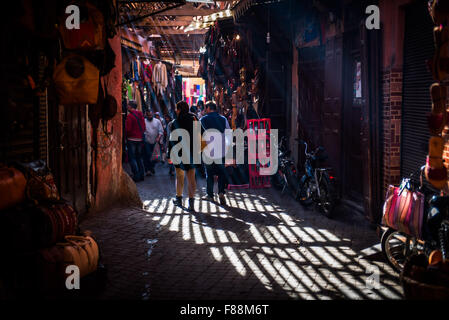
[382,183,425,240]
[0,167,27,211]
[38,234,98,291]
[53,54,99,104]
[16,160,60,203]
[40,235,99,279]
[38,202,78,245]
[62,235,99,277]
[59,2,106,51]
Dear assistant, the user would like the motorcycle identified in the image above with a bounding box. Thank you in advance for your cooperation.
[297,140,337,218]
[381,166,449,273]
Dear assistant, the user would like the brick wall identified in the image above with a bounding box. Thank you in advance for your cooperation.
[382,68,403,193]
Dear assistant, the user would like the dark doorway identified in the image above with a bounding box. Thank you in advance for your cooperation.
[297,46,325,170]
[49,104,88,216]
[342,30,364,205]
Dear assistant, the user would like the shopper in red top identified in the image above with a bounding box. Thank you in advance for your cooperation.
[125,100,146,182]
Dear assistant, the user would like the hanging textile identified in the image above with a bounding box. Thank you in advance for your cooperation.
[134,82,142,112]
[175,74,183,103]
[142,60,153,84]
[152,61,168,96]
[124,79,133,101]
[131,60,140,81]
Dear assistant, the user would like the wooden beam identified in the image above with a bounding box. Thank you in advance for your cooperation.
[152,8,222,16]
[122,2,221,17]
[138,20,192,27]
[137,27,207,35]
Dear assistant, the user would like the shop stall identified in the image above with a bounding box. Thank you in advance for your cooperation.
[198,18,261,130]
[182,77,206,107]
[121,36,177,117]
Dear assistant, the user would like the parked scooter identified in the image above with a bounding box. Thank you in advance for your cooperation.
[297,140,337,218]
[381,166,449,273]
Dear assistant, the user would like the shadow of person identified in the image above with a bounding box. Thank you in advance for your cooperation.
[192,210,250,234]
[224,205,283,226]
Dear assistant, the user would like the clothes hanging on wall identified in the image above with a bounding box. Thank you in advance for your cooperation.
[152,61,168,96]
[175,74,183,103]
[142,59,153,84]
[134,83,143,112]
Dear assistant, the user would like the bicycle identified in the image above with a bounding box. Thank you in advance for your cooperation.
[297,140,337,218]
[271,136,301,198]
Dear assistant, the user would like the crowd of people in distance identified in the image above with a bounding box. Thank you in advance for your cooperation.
[125,99,232,211]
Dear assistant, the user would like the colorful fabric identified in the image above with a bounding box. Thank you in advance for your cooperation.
[382,185,425,239]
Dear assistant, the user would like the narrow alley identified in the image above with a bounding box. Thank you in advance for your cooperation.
[80,162,403,300]
[4,0,449,305]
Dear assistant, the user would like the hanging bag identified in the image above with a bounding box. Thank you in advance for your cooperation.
[382,179,425,240]
[59,2,106,51]
[53,54,100,104]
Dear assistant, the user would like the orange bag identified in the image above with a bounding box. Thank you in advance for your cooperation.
[0,167,27,211]
[53,54,99,104]
[60,235,99,278]
[40,235,99,279]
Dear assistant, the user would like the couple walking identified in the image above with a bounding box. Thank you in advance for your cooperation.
[167,100,230,211]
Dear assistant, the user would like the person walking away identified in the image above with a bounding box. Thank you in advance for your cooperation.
[164,113,175,176]
[144,110,163,176]
[167,101,200,211]
[197,100,205,119]
[125,101,146,182]
[200,101,231,205]
[154,112,166,163]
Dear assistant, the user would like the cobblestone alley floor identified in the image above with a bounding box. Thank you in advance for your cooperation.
[80,163,404,300]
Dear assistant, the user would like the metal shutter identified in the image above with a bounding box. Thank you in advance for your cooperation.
[401,0,435,177]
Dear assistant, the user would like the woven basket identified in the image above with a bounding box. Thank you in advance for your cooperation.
[401,275,449,299]
[401,255,449,300]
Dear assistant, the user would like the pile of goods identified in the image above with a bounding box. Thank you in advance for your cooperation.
[426,0,449,190]
[0,161,104,298]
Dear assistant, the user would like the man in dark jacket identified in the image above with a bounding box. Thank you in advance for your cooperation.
[200,101,231,205]
[125,101,146,182]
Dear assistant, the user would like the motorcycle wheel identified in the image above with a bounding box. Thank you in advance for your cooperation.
[298,178,314,206]
[381,228,414,273]
[316,177,334,218]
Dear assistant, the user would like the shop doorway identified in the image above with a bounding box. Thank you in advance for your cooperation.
[297,46,325,171]
[342,30,364,205]
[49,104,88,215]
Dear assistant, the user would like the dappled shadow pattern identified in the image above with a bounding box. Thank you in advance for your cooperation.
[129,163,404,300]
